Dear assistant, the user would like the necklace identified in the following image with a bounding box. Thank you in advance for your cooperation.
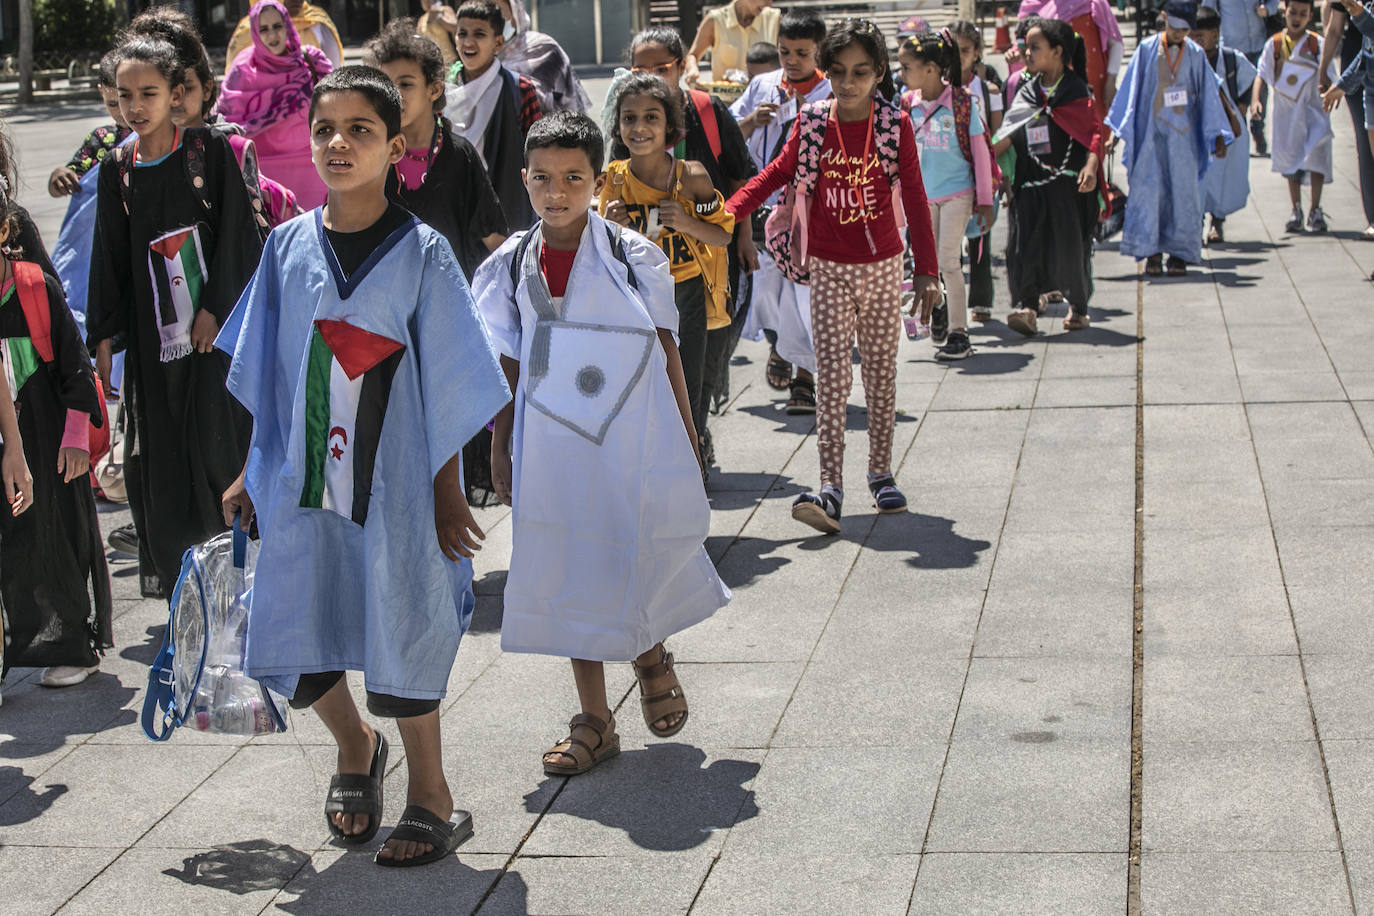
[396,116,444,189]
[1162,40,1185,83]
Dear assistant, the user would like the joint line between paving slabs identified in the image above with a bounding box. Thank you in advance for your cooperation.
[1212,217,1360,913]
[1127,262,1145,916]
[905,326,1045,914]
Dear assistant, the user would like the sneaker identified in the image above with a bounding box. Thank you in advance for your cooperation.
[1253,129,1267,157]
[1006,308,1038,337]
[791,490,841,534]
[107,523,138,556]
[1307,208,1328,233]
[1286,207,1304,234]
[935,330,973,361]
[40,664,99,688]
[930,300,949,345]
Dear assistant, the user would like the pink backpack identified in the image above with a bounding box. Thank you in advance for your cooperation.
[764,98,905,285]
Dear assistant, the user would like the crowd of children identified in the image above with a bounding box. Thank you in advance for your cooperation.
[0,0,1365,865]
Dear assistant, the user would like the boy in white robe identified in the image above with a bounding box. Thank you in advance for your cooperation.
[1252,0,1339,232]
[476,111,730,777]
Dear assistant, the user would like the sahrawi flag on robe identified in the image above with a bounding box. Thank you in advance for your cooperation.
[148,226,207,362]
[0,288,40,399]
[299,319,405,526]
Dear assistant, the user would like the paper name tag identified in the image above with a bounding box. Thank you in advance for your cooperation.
[1163,87,1189,108]
[776,98,798,124]
[1027,123,1051,152]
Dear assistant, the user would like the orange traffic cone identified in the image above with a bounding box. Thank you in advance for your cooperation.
[993,7,1012,52]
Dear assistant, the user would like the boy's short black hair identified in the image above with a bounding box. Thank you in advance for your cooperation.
[309,65,404,138]
[524,110,605,172]
[1194,7,1222,29]
[746,41,779,67]
[1285,0,1313,8]
[456,0,505,31]
[779,9,827,44]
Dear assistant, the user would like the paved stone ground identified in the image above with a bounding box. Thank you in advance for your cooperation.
[3,67,1374,915]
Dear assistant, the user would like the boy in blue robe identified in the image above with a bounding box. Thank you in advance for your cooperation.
[1107,0,1234,276]
[1195,6,1258,242]
[217,66,510,868]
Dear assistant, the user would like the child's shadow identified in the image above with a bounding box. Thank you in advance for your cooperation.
[162,839,312,896]
[800,510,992,570]
[0,767,67,826]
[524,744,760,852]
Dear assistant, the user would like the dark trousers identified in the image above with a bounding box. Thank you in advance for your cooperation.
[1348,89,1374,225]
[290,670,440,719]
[1246,50,1268,137]
[967,230,994,310]
[675,276,709,438]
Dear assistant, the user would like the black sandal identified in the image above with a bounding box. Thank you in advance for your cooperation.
[375,804,473,868]
[325,730,387,846]
[785,375,816,415]
[1144,255,1164,277]
[765,348,793,390]
[868,475,908,514]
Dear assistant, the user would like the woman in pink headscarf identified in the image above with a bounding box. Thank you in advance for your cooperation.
[217,0,333,208]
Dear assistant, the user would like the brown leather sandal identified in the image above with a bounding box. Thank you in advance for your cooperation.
[542,712,620,776]
[633,644,689,738]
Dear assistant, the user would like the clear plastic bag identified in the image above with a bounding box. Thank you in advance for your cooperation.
[144,525,287,740]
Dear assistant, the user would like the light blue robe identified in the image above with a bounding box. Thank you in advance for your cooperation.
[216,211,510,701]
[1108,35,1234,263]
[1204,47,1258,218]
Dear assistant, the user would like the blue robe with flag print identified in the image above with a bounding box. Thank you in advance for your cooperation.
[1107,34,1234,263]
[216,211,510,702]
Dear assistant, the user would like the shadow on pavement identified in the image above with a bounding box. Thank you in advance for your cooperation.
[523,744,759,852]
[270,843,524,915]
[707,534,803,587]
[0,670,137,758]
[0,768,67,824]
[794,510,992,570]
[163,839,313,895]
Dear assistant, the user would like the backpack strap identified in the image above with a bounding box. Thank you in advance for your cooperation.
[689,89,722,161]
[1223,48,1239,99]
[951,87,975,166]
[506,224,540,291]
[11,261,53,363]
[604,223,640,291]
[113,143,133,216]
[794,100,830,197]
[873,97,903,186]
[182,127,213,215]
[141,606,178,741]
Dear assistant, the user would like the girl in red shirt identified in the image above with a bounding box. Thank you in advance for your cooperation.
[727,18,940,534]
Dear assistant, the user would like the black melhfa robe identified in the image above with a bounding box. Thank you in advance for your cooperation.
[0,268,110,674]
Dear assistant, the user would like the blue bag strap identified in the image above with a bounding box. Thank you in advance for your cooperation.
[140,606,178,741]
[232,512,248,569]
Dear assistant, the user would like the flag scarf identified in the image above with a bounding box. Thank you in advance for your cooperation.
[995,72,1110,216]
[148,225,208,362]
[299,318,405,526]
[0,286,41,399]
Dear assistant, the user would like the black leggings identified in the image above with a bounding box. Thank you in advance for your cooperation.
[289,671,440,719]
[675,276,709,438]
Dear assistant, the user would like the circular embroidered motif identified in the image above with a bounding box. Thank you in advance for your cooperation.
[575,365,606,398]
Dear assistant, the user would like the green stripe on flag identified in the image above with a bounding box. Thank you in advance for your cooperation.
[4,336,39,397]
[299,326,331,509]
[178,236,204,312]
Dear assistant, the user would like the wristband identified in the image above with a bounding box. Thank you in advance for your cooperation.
[694,197,721,216]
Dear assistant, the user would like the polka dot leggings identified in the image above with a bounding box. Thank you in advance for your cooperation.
[807,254,903,490]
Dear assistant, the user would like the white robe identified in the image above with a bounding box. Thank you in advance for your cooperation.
[1257,34,1338,180]
[475,214,730,661]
